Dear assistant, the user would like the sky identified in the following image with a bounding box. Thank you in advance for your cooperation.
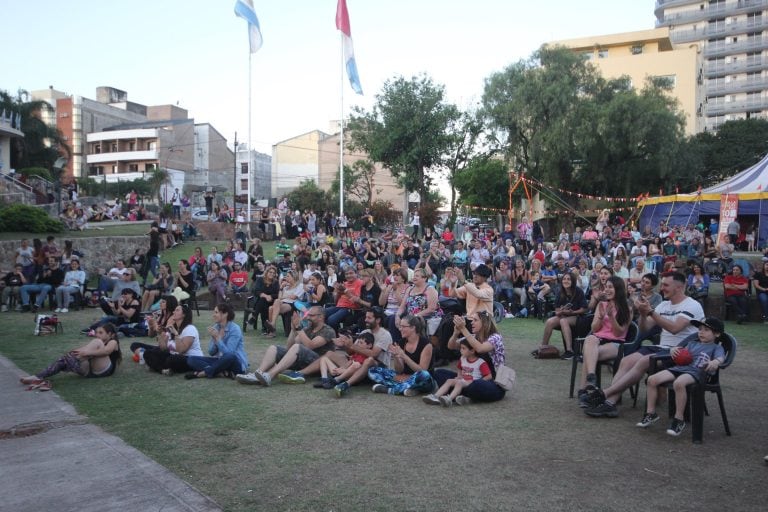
[2,0,657,155]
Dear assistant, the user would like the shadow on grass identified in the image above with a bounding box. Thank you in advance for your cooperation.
[1,309,767,511]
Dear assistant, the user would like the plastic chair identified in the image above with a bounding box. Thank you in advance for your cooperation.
[648,333,737,444]
[569,321,638,398]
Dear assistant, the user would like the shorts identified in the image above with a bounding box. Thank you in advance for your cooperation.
[275,344,319,371]
[597,337,624,348]
[637,346,671,356]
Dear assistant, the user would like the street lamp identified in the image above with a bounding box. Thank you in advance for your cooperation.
[53,156,68,215]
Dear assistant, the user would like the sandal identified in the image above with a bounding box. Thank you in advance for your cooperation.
[37,381,52,392]
[20,376,43,386]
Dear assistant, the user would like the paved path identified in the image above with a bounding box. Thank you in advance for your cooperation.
[0,355,221,512]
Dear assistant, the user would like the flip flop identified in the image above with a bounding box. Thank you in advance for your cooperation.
[37,381,52,392]
[20,376,43,386]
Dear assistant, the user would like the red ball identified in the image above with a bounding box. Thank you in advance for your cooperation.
[672,347,693,366]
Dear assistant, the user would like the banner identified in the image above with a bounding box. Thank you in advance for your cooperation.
[717,193,738,246]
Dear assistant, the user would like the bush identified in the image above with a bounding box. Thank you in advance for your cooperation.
[18,167,53,182]
[0,204,64,233]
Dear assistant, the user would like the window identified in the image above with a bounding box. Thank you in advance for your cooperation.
[240,179,248,190]
[129,142,135,151]
[145,163,156,171]
[241,162,249,174]
[631,45,643,55]
[147,141,156,151]
[111,165,117,174]
[110,143,117,152]
[88,166,104,176]
[94,144,101,154]
[580,52,594,61]
[128,164,138,172]
[598,50,608,59]
[652,74,677,87]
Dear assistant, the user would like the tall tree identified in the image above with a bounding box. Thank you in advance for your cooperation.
[347,74,459,213]
[443,110,485,225]
[0,89,70,170]
[329,159,381,207]
[452,157,509,210]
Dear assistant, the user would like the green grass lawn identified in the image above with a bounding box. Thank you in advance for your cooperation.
[2,305,767,511]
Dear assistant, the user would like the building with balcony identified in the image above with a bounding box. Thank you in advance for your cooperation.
[271,130,331,198]
[235,144,271,201]
[655,0,768,131]
[0,111,23,175]
[549,28,703,134]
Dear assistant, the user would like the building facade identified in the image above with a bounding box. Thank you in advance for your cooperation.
[655,0,768,131]
[235,144,271,202]
[550,28,703,134]
[270,130,330,198]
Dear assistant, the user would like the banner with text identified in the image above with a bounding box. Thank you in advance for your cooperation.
[717,193,739,246]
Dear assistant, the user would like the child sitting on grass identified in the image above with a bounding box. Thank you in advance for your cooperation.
[316,332,375,391]
[635,317,726,437]
[422,338,491,407]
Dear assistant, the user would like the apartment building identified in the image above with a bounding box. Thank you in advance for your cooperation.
[655,0,768,131]
[235,144,271,201]
[550,28,703,134]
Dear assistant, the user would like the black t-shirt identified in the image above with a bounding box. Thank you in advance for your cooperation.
[398,336,432,374]
[755,272,768,291]
[360,283,381,307]
[148,231,160,258]
[3,271,24,287]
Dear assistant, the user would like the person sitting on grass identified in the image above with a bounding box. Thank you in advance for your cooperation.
[367,314,434,396]
[84,287,141,335]
[143,304,203,375]
[20,323,121,389]
[317,332,375,390]
[128,295,178,361]
[423,337,491,407]
[185,303,249,379]
[235,306,336,387]
[636,317,726,437]
[327,307,393,397]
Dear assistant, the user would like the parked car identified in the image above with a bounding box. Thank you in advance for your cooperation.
[191,209,210,221]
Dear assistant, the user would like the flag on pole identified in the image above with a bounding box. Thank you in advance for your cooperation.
[234,0,263,53]
[336,0,363,95]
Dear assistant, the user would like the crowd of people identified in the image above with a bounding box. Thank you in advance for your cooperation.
[6,207,754,440]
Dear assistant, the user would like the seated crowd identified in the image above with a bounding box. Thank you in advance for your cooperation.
[6,210,748,438]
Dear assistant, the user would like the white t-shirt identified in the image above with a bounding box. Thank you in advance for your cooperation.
[178,325,203,357]
[654,297,704,348]
[369,328,393,368]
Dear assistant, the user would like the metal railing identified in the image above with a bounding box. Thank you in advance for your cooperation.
[705,56,768,77]
[671,17,768,44]
[704,37,768,58]
[657,0,768,27]
[705,96,768,115]
[706,77,768,94]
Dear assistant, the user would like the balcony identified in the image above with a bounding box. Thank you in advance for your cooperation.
[707,77,768,94]
[86,150,158,164]
[657,0,768,27]
[705,56,768,77]
[86,128,159,142]
[671,17,768,44]
[705,96,768,115]
[704,37,768,57]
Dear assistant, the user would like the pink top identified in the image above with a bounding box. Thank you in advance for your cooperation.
[592,302,628,341]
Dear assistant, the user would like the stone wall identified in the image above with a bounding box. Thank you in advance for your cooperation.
[0,236,148,273]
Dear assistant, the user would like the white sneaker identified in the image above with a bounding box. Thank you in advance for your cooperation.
[1,305,7,312]
[54,308,61,313]
[254,370,272,387]
[455,395,472,406]
[422,394,440,405]
[439,395,453,407]
[60,308,68,313]
[235,373,259,385]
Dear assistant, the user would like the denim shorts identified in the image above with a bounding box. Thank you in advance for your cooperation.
[275,344,319,371]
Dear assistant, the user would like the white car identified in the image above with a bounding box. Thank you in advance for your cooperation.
[191,209,210,221]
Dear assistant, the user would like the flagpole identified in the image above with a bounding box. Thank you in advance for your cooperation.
[339,32,345,218]
[247,50,253,239]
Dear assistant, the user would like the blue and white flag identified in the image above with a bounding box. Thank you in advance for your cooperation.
[336,0,363,95]
[234,0,263,53]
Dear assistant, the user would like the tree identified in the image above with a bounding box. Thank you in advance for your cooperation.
[329,159,381,207]
[443,110,485,225]
[147,168,171,205]
[284,180,329,215]
[452,158,510,210]
[348,74,460,216]
[0,89,71,170]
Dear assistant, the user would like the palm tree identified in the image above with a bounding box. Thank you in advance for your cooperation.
[0,89,71,170]
[146,168,170,205]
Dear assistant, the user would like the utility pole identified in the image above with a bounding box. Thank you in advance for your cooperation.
[233,132,238,208]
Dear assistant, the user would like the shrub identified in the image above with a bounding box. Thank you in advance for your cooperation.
[18,167,53,182]
[0,204,64,233]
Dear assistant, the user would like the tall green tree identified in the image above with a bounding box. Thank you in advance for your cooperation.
[443,110,485,225]
[347,74,460,213]
[0,89,70,170]
[284,180,329,215]
[452,157,509,210]
[329,159,381,207]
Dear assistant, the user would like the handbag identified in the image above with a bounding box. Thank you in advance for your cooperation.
[532,345,560,359]
[426,315,442,336]
[494,364,516,392]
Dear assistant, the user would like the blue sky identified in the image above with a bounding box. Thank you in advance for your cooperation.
[1,0,656,153]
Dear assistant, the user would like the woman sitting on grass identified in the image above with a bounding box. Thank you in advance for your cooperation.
[185,303,249,379]
[143,303,203,375]
[368,315,434,396]
[128,295,178,361]
[432,310,507,404]
[20,323,121,389]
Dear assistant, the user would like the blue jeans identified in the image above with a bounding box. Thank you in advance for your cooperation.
[20,283,53,307]
[433,369,505,402]
[758,292,768,319]
[367,367,434,395]
[147,256,160,279]
[187,354,245,377]
[325,306,352,329]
